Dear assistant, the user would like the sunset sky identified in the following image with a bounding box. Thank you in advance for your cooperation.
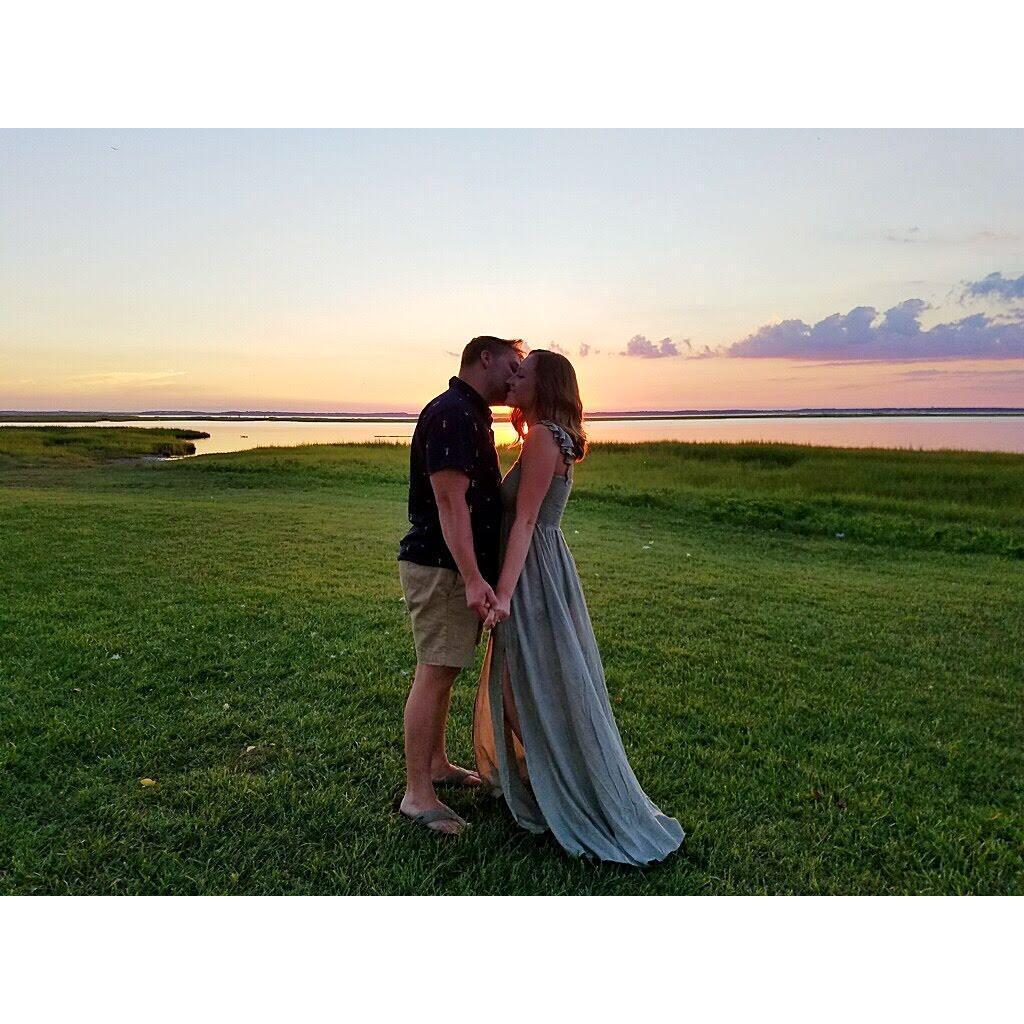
[2,128,1023,412]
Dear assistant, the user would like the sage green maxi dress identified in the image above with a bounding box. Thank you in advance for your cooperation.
[474,420,684,866]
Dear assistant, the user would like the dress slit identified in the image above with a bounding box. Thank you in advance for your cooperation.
[473,633,531,788]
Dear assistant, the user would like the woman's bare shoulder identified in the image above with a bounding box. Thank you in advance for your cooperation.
[520,422,560,469]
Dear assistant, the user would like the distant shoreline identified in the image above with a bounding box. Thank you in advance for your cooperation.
[3,407,1023,424]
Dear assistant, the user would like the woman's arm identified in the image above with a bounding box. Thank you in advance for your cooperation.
[483,425,560,628]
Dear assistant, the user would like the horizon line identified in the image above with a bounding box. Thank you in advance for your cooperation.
[4,405,1024,421]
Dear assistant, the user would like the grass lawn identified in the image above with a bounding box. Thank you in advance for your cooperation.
[1,427,1021,894]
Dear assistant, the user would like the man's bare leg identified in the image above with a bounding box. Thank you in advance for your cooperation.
[401,662,464,834]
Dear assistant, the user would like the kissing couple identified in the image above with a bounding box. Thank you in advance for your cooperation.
[396,336,684,866]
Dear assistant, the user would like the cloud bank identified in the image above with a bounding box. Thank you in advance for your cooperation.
[963,271,1024,303]
[726,299,1024,361]
[622,335,685,358]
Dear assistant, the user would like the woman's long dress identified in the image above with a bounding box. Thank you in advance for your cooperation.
[473,421,684,866]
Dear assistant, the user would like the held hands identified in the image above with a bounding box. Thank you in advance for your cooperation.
[465,577,497,621]
[482,591,511,632]
[464,576,510,629]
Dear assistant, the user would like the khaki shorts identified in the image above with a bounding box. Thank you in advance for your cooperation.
[398,561,483,669]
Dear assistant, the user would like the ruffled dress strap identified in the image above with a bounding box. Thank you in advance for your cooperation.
[537,419,578,465]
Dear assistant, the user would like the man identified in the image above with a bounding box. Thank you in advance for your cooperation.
[397,336,525,835]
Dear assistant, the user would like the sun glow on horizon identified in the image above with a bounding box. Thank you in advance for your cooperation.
[4,355,1024,413]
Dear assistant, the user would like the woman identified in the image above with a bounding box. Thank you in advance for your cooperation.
[473,349,684,866]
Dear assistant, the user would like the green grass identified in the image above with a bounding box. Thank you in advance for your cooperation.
[1,428,1021,894]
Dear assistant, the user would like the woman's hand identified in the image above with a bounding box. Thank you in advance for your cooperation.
[483,591,512,631]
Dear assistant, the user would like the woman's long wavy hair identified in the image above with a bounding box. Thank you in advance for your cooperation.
[510,349,588,461]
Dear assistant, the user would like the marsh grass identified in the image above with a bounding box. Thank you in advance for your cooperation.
[1,429,1021,894]
[0,426,209,467]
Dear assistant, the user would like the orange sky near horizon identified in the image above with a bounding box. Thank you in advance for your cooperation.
[5,350,1022,414]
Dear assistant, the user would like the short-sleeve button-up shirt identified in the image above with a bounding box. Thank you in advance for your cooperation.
[398,377,502,585]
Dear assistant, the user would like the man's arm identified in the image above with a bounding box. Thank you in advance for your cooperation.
[430,469,495,620]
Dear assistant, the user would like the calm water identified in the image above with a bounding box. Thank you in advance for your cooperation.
[4,416,1024,454]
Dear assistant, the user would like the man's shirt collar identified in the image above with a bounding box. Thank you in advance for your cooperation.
[449,376,493,423]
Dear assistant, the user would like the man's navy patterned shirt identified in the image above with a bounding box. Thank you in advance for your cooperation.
[397,376,502,585]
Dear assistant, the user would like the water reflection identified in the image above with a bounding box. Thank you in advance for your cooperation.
[3,416,1024,455]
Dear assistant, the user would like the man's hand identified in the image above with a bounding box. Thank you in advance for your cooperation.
[483,591,511,631]
[465,576,497,621]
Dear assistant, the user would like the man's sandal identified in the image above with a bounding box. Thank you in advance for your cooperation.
[400,807,469,833]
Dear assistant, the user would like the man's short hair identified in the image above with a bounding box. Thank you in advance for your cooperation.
[460,336,525,370]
